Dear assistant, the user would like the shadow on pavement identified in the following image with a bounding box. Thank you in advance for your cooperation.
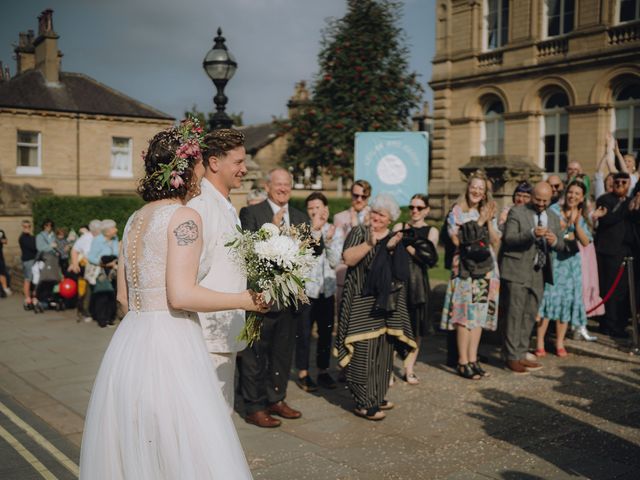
[470,385,640,478]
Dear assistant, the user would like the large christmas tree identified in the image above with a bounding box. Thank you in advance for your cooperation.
[281,0,423,181]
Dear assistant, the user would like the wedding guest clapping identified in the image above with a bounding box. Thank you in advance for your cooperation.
[295,192,343,392]
[536,181,593,356]
[440,172,501,380]
[335,193,416,420]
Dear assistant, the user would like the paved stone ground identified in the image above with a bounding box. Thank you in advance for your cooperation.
[1,293,640,479]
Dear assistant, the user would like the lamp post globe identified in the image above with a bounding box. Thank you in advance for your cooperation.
[203,27,237,130]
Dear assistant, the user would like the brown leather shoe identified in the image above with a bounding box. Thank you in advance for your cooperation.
[268,401,302,419]
[520,359,543,371]
[506,359,530,375]
[244,410,281,428]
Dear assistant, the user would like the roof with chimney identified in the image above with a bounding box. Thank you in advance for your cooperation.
[0,69,174,120]
[0,9,173,121]
[238,122,280,155]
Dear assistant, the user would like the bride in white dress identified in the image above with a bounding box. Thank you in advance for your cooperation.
[79,122,267,479]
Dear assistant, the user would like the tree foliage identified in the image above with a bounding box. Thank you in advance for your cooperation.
[184,105,244,129]
[280,0,423,180]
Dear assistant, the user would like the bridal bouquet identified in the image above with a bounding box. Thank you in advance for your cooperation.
[226,222,317,346]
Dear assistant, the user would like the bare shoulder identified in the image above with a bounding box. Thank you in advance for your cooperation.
[168,207,202,246]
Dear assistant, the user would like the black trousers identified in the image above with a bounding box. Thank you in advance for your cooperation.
[239,308,298,415]
[598,253,630,333]
[295,294,335,371]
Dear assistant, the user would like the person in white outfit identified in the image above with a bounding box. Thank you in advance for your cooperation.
[188,128,249,411]
[79,121,268,479]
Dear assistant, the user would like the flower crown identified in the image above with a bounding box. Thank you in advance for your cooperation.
[144,116,206,190]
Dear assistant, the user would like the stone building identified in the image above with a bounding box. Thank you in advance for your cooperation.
[429,0,640,215]
[0,10,173,260]
[0,10,173,198]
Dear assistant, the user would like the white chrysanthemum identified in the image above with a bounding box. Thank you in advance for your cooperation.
[259,223,280,238]
[254,235,300,270]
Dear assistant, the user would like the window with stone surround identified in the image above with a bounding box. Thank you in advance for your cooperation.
[541,92,569,174]
[481,99,505,156]
[110,137,133,178]
[484,0,509,50]
[545,0,574,37]
[619,0,640,22]
[16,130,42,175]
[614,83,640,162]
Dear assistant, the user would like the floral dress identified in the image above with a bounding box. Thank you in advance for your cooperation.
[440,205,500,331]
[538,203,590,327]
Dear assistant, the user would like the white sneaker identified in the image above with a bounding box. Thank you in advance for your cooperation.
[3,288,12,296]
[574,325,597,341]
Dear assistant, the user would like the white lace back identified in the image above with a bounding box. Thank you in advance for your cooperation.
[123,203,183,312]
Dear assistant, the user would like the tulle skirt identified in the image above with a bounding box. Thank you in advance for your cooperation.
[79,310,252,479]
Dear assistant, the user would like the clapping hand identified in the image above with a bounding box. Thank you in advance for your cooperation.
[479,201,497,226]
[311,206,329,231]
[386,231,403,250]
[629,193,640,211]
[272,206,288,227]
[592,205,608,220]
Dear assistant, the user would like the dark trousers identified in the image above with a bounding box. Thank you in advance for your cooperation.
[502,280,540,361]
[239,309,298,415]
[598,253,630,333]
[295,294,334,371]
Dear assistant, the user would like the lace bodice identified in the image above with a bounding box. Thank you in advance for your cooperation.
[123,203,208,312]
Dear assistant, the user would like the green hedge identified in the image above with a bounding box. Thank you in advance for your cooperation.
[32,196,144,234]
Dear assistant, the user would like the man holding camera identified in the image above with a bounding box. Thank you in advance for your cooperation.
[500,182,564,374]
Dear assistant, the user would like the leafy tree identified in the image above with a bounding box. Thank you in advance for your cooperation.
[280,0,423,180]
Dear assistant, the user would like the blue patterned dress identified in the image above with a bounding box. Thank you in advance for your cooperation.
[440,205,500,331]
[538,203,590,326]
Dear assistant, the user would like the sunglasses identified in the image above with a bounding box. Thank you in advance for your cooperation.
[409,205,426,211]
[351,193,369,200]
[614,180,629,186]
[549,183,562,190]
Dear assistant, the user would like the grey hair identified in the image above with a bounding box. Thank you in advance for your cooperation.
[89,219,102,234]
[370,193,400,221]
[265,167,293,185]
[101,219,116,233]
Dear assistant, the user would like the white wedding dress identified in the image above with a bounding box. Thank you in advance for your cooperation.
[79,203,252,479]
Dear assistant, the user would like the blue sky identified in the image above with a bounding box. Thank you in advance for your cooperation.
[1,0,435,125]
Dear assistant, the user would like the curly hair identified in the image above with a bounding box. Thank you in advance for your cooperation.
[137,130,199,202]
[201,129,245,167]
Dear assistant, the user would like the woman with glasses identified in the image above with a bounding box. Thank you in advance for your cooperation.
[440,171,501,380]
[335,193,416,420]
[393,194,439,385]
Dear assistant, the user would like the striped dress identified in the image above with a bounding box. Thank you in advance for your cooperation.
[334,226,416,410]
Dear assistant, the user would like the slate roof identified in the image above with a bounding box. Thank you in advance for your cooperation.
[238,122,280,154]
[0,69,173,120]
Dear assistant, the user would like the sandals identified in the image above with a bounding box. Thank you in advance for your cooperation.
[457,363,481,380]
[354,407,386,421]
[556,347,568,357]
[469,361,490,377]
[379,400,395,411]
[535,349,547,357]
[403,373,419,385]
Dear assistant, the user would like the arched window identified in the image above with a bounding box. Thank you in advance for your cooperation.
[484,0,509,50]
[619,0,640,22]
[481,98,505,156]
[545,0,575,37]
[541,91,569,173]
[614,82,640,156]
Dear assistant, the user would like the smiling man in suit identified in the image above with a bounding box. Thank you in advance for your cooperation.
[238,167,310,427]
[500,182,565,374]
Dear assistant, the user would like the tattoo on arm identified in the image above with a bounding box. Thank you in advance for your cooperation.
[173,220,199,246]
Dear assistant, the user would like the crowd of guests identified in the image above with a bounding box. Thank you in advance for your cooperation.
[2,217,121,327]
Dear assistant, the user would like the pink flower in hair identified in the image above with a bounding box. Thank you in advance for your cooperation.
[170,171,185,189]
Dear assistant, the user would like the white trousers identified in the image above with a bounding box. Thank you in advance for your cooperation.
[210,352,236,413]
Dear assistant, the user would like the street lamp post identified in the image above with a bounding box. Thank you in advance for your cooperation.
[203,27,237,130]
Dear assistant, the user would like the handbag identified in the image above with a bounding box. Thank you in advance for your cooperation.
[92,269,114,293]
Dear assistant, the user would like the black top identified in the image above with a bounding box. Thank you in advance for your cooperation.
[595,193,634,256]
[19,233,38,261]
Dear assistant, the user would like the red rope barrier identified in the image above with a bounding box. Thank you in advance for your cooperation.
[586,260,626,315]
